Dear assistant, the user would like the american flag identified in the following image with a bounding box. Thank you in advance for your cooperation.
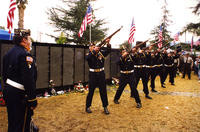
[78,5,93,38]
[128,18,136,45]
[7,0,16,34]
[158,26,163,48]
[174,32,180,41]
[194,38,200,46]
[191,36,193,52]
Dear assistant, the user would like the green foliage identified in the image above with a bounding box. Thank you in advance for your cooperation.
[0,26,5,30]
[178,43,200,51]
[182,23,200,36]
[56,32,67,44]
[119,40,131,50]
[16,0,28,4]
[48,0,107,45]
[192,1,200,15]
[182,2,200,36]
[150,2,173,48]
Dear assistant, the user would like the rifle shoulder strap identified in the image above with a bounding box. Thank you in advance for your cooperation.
[98,51,105,60]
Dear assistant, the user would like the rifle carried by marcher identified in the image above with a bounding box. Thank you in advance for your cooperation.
[143,41,159,51]
[97,26,123,47]
[132,39,149,49]
[121,45,133,61]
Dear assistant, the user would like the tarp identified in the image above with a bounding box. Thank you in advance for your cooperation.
[0,29,13,40]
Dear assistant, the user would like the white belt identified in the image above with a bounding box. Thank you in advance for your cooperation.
[164,64,174,67]
[120,70,134,74]
[89,67,104,72]
[134,65,146,68]
[155,64,163,67]
[146,65,155,68]
[6,79,25,91]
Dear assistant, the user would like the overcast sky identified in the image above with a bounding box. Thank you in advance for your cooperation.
[0,0,199,48]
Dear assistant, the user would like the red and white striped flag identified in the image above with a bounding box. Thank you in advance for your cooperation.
[194,38,200,46]
[7,0,16,34]
[174,32,180,41]
[158,26,162,48]
[191,36,193,52]
[128,18,136,45]
[78,5,93,38]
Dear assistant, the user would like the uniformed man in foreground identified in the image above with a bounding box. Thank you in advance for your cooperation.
[85,39,111,115]
[113,49,142,108]
[3,29,38,132]
[134,49,152,99]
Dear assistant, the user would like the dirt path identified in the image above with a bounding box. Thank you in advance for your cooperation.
[1,74,200,132]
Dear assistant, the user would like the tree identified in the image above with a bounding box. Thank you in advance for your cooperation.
[16,0,28,29]
[150,0,173,47]
[182,23,200,36]
[192,1,200,15]
[0,26,5,30]
[56,32,67,44]
[48,0,107,45]
[119,40,131,50]
[182,1,200,36]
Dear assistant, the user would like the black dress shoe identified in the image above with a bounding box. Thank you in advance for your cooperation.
[104,107,110,115]
[86,107,92,113]
[161,85,166,88]
[171,83,175,85]
[136,103,142,108]
[114,100,120,104]
[151,89,157,92]
[145,95,152,99]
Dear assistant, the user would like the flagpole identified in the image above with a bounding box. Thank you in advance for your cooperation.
[185,32,186,43]
[89,1,91,44]
[9,33,12,40]
[89,24,91,43]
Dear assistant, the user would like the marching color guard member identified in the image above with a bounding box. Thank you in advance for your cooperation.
[113,49,142,108]
[85,39,111,115]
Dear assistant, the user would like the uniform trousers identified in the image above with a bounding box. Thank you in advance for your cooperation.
[165,67,174,84]
[114,73,141,103]
[149,67,157,90]
[86,71,108,108]
[183,63,192,79]
[3,85,32,132]
[134,68,149,95]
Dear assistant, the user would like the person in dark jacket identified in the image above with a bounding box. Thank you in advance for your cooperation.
[113,49,142,108]
[85,39,111,115]
[3,29,38,132]
[134,49,152,99]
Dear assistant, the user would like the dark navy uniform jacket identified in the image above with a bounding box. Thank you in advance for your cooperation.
[149,54,157,66]
[117,55,134,71]
[155,52,164,65]
[145,52,151,66]
[134,53,146,66]
[165,55,174,65]
[86,48,111,69]
[3,45,37,100]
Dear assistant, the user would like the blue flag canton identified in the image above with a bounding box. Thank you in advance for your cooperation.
[159,26,162,31]
[86,5,92,15]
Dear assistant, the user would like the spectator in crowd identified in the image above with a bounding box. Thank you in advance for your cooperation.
[182,53,193,79]
[195,55,200,82]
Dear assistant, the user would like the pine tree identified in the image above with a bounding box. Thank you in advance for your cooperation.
[48,0,107,45]
[182,1,200,36]
[150,0,173,48]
